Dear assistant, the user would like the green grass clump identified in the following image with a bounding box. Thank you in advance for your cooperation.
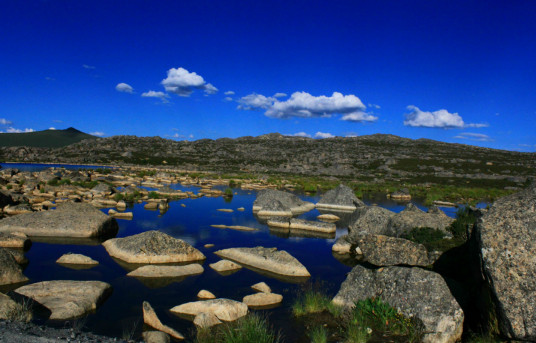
[292,290,342,317]
[113,193,124,202]
[401,227,455,252]
[309,325,328,343]
[195,314,279,343]
[0,298,33,323]
[148,191,160,199]
[346,298,422,343]
[224,188,233,198]
[73,180,99,189]
[448,206,476,241]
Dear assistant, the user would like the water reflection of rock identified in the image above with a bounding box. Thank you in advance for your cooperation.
[316,209,357,229]
[130,275,197,289]
[29,234,113,246]
[268,227,335,240]
[110,257,204,273]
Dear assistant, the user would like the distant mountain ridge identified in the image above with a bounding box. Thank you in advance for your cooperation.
[0,127,97,148]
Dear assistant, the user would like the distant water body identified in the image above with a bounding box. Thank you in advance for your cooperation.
[0,162,113,172]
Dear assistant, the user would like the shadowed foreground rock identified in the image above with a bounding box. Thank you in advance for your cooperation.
[15,280,112,320]
[0,202,118,238]
[333,265,463,343]
[476,184,536,340]
[102,230,205,264]
[214,246,310,277]
[170,298,248,322]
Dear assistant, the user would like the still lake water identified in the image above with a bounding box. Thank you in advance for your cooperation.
[3,163,459,341]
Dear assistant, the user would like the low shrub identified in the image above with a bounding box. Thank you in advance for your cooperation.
[195,314,279,343]
[292,290,342,317]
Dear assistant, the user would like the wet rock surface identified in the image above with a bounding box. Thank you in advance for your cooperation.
[333,265,464,343]
[102,230,206,264]
[476,184,536,340]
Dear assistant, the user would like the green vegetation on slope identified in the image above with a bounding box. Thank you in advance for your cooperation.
[0,127,96,148]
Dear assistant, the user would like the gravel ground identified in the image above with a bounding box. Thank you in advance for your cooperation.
[0,320,142,343]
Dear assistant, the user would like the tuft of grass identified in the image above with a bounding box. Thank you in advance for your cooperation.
[148,191,160,199]
[113,193,124,202]
[224,188,233,198]
[309,325,328,343]
[448,206,476,241]
[1,297,33,322]
[401,227,454,252]
[292,290,342,317]
[345,297,423,343]
[195,314,279,343]
[121,318,139,341]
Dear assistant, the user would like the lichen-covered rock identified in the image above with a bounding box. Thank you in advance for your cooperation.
[332,235,352,254]
[56,253,99,266]
[268,218,335,233]
[15,280,112,320]
[209,259,242,273]
[253,189,314,216]
[476,185,536,340]
[333,266,463,343]
[348,206,395,237]
[193,312,222,328]
[0,202,118,238]
[316,184,365,211]
[356,234,433,267]
[0,247,28,286]
[170,298,248,322]
[128,264,203,278]
[387,203,454,236]
[102,230,205,264]
[242,293,283,308]
[214,246,310,277]
[143,301,184,340]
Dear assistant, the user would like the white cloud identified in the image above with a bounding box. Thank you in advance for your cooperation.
[224,97,233,102]
[82,64,96,69]
[273,92,287,98]
[404,105,488,128]
[116,83,134,93]
[141,90,169,103]
[237,93,275,110]
[341,112,378,122]
[161,67,217,97]
[454,132,493,142]
[6,127,34,133]
[189,134,194,139]
[48,127,56,130]
[224,91,235,95]
[0,118,13,125]
[285,132,311,138]
[314,131,335,139]
[368,103,381,109]
[90,131,105,137]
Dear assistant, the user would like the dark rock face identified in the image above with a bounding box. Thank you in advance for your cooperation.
[333,265,464,343]
[476,185,536,340]
[0,202,118,238]
[0,247,28,286]
[356,234,433,267]
[0,191,16,209]
[316,184,365,211]
[348,206,395,237]
[387,203,454,236]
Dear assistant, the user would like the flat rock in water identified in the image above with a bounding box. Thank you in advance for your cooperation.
[0,202,118,238]
[197,290,216,299]
[128,264,204,278]
[356,234,433,267]
[214,246,310,277]
[289,218,336,233]
[216,209,233,213]
[476,185,536,340]
[209,259,242,273]
[316,184,365,211]
[242,293,283,308]
[0,247,28,286]
[332,235,352,254]
[193,312,222,328]
[143,301,184,340]
[15,280,112,320]
[56,253,99,265]
[0,232,31,249]
[251,282,271,293]
[170,298,248,322]
[102,230,205,264]
[387,203,454,236]
[333,265,463,343]
[317,214,340,222]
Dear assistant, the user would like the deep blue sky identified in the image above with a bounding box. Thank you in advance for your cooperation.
[1,0,535,151]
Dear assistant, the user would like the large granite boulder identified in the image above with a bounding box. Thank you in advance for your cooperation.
[387,203,454,236]
[253,189,314,216]
[333,265,463,343]
[0,247,28,286]
[475,185,536,340]
[0,202,118,238]
[170,298,248,322]
[355,234,434,267]
[316,184,365,211]
[15,280,112,320]
[103,230,205,264]
[214,246,310,278]
[348,205,395,237]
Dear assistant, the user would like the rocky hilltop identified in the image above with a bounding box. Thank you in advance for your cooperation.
[1,133,534,186]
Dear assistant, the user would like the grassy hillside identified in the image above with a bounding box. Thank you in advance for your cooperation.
[0,127,97,148]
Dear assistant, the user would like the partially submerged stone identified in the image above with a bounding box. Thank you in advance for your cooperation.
[15,280,112,320]
[102,230,205,264]
[333,265,463,343]
[214,247,310,278]
[0,247,28,286]
[56,253,99,266]
[251,282,271,293]
[317,214,340,222]
[128,264,204,278]
[170,298,248,322]
[242,293,283,308]
[197,290,216,299]
[143,301,184,341]
[268,218,336,233]
[210,224,258,232]
[332,235,352,254]
[0,202,118,238]
[316,184,364,212]
[253,189,314,216]
[209,259,242,273]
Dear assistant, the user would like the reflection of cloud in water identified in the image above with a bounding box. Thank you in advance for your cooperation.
[136,220,159,230]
